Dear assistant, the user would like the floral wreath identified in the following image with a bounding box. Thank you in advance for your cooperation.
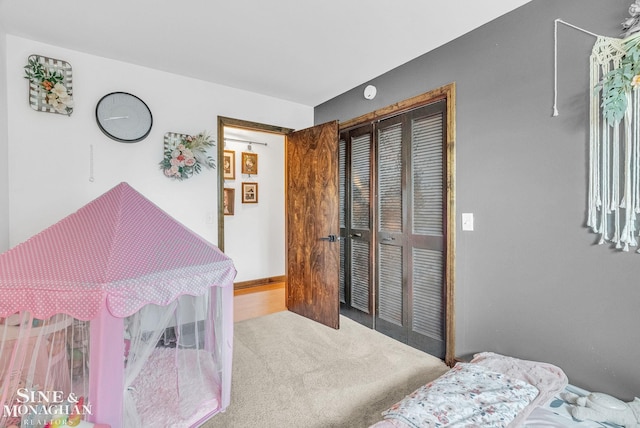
[160,131,216,180]
[24,57,74,115]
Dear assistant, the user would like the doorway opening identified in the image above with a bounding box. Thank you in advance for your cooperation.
[218,117,343,330]
[217,117,292,286]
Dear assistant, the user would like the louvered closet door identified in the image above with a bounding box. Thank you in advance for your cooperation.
[376,101,446,358]
[339,126,373,327]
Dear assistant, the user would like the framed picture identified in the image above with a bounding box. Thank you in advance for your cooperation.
[242,182,258,203]
[223,188,235,215]
[241,152,258,175]
[223,150,236,180]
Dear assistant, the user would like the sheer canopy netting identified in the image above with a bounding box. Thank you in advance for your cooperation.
[124,289,225,428]
[0,182,236,427]
[0,312,89,427]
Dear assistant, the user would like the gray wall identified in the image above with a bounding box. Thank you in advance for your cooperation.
[316,0,639,399]
[0,26,8,252]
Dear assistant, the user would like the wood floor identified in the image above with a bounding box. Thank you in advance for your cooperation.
[234,282,286,322]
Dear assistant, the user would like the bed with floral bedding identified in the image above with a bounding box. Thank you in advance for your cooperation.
[369,352,570,428]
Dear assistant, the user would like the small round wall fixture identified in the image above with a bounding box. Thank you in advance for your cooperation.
[95,92,153,143]
[364,85,377,100]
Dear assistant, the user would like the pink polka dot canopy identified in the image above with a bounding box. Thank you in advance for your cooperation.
[0,182,236,320]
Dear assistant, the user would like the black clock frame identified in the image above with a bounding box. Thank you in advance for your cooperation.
[95,92,153,143]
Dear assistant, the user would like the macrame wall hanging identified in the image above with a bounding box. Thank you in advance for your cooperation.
[554,3,640,252]
[588,33,640,252]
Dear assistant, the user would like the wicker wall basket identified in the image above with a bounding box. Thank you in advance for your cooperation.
[27,54,73,115]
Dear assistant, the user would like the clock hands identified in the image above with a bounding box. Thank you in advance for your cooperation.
[96,92,152,142]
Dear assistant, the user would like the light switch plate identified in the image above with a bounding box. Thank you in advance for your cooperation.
[462,213,474,231]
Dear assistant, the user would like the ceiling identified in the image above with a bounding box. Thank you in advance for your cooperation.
[0,0,530,107]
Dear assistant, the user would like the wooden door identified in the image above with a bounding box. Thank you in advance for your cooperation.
[286,121,340,329]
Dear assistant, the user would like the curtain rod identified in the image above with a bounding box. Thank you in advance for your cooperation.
[224,137,268,147]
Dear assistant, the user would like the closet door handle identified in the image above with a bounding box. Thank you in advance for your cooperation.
[350,233,362,238]
[320,234,339,242]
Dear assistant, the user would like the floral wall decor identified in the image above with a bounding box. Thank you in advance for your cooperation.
[23,54,74,115]
[622,0,640,38]
[160,131,216,180]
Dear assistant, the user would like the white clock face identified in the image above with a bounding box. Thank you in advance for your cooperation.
[96,92,153,143]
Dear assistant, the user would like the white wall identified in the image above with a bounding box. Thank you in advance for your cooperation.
[223,128,285,282]
[5,35,312,271]
[0,29,9,251]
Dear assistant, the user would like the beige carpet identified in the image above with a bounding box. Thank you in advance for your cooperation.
[201,310,449,428]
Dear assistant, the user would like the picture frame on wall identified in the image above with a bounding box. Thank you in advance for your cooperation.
[241,182,258,203]
[241,152,258,175]
[223,188,235,215]
[223,150,235,180]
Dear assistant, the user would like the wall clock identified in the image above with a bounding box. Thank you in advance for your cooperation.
[95,92,153,143]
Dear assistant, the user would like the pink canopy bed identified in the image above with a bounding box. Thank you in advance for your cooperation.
[0,182,236,428]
